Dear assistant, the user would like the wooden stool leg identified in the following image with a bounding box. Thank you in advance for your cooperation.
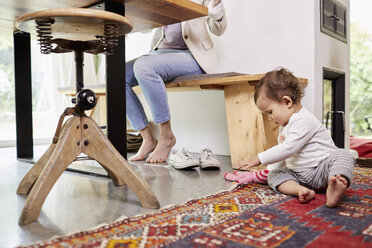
[17,119,71,195]
[19,117,81,225]
[81,116,160,209]
[224,83,267,170]
[17,143,56,195]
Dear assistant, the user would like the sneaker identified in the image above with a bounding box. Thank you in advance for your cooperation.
[199,148,221,169]
[169,148,199,169]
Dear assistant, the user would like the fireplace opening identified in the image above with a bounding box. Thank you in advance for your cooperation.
[323,67,345,148]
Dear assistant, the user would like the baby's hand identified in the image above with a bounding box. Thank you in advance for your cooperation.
[237,157,260,170]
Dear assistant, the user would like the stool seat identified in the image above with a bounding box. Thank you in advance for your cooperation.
[15,8,133,41]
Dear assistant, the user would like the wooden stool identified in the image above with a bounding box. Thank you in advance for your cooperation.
[15,8,160,225]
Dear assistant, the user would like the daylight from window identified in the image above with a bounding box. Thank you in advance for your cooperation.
[0,35,15,144]
[350,0,372,138]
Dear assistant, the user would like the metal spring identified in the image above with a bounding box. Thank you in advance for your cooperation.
[36,19,54,54]
[100,24,119,55]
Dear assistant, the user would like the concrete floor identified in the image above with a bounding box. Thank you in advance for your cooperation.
[0,145,234,247]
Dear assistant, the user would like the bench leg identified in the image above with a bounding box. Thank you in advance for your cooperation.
[224,84,278,170]
[262,113,280,149]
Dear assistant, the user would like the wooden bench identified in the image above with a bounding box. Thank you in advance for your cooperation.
[59,72,308,169]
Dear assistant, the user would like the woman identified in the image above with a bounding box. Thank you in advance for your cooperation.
[126,0,227,163]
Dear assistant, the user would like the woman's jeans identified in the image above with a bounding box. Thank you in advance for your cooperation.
[126,49,204,131]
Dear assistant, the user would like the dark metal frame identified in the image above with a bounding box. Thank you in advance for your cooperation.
[105,1,127,159]
[323,67,346,148]
[13,0,127,162]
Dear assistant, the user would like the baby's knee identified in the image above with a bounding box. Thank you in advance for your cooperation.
[328,149,356,183]
[334,149,356,166]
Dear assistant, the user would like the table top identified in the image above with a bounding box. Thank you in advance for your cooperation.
[123,0,208,32]
[0,0,208,35]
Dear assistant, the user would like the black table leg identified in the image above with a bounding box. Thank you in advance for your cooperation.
[105,1,127,159]
[13,31,33,159]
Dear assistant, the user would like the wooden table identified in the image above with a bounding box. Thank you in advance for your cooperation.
[8,0,207,160]
[1,0,207,34]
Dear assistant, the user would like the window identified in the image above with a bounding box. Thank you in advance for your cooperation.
[350,1,372,138]
[0,35,15,145]
[321,0,347,43]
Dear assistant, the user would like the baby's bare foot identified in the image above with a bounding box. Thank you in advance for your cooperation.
[129,139,157,161]
[326,175,348,207]
[298,188,315,203]
[146,135,176,163]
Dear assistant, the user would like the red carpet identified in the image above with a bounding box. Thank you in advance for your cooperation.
[20,167,372,248]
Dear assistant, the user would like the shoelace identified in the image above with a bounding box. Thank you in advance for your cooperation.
[202,149,215,160]
[181,149,194,159]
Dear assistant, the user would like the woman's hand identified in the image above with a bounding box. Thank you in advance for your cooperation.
[212,0,221,7]
[237,156,260,170]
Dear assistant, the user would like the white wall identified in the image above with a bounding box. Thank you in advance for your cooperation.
[129,0,350,155]
[172,0,316,155]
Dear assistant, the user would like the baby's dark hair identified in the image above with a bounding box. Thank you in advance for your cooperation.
[254,68,304,104]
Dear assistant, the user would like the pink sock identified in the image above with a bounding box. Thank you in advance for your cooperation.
[224,172,238,181]
[236,169,269,184]
[234,171,250,179]
[251,169,269,184]
[224,170,269,184]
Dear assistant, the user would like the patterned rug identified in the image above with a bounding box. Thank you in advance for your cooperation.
[21,167,372,248]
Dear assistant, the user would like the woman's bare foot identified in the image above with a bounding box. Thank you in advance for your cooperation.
[298,188,315,203]
[326,175,348,207]
[129,139,157,161]
[129,126,157,161]
[146,135,176,163]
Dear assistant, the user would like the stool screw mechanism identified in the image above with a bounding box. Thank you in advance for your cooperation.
[36,19,54,54]
[97,23,119,55]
